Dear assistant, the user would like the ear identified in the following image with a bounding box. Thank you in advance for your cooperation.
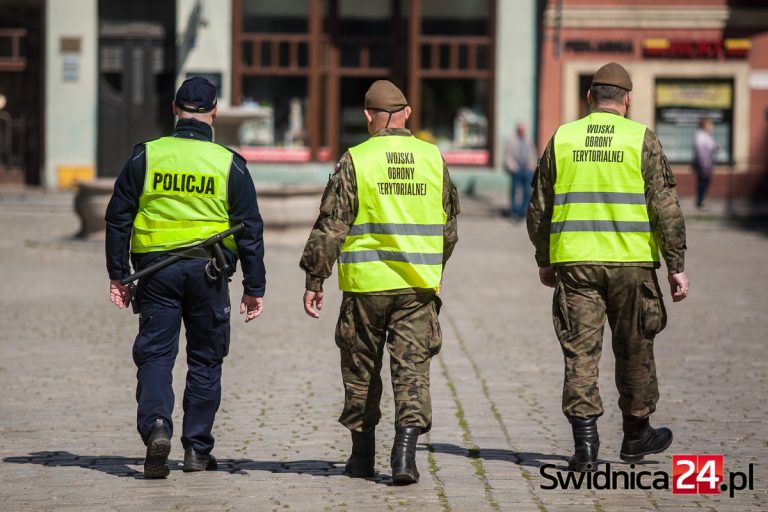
[211,104,219,122]
[364,109,374,124]
[172,101,179,116]
[624,92,632,107]
[403,106,412,121]
[586,89,592,104]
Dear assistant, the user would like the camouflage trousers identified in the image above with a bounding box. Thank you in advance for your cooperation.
[335,292,442,433]
[552,266,667,420]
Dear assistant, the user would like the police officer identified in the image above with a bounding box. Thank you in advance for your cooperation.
[300,80,459,484]
[105,77,267,478]
[527,63,689,472]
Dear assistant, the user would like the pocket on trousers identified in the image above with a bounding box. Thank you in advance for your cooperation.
[552,281,573,343]
[138,308,154,328]
[213,303,231,358]
[639,281,667,338]
[427,296,443,357]
[133,307,156,365]
[334,296,356,351]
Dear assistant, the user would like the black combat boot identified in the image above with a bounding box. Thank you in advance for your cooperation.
[620,416,673,462]
[390,426,420,484]
[568,416,600,472]
[144,418,171,479]
[344,429,376,478]
[183,446,218,472]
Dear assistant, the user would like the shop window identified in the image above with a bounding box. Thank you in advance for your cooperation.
[422,0,488,36]
[420,79,488,153]
[218,76,316,162]
[242,0,309,33]
[232,0,495,165]
[417,0,493,165]
[654,79,733,165]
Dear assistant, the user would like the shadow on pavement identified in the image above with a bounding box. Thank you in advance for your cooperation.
[426,443,568,470]
[2,451,350,480]
[425,443,661,471]
[727,217,768,237]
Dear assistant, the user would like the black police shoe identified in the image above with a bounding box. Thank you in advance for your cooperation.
[144,418,171,479]
[390,426,420,484]
[568,416,600,472]
[183,446,218,472]
[344,429,376,478]
[620,416,673,462]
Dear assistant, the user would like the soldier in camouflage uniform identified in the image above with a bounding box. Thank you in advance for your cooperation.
[300,80,459,484]
[527,63,689,472]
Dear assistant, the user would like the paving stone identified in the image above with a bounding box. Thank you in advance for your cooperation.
[0,195,766,511]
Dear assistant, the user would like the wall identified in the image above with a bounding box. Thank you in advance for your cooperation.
[538,0,768,198]
[494,0,537,169]
[176,0,233,108]
[44,0,98,188]
[748,33,768,182]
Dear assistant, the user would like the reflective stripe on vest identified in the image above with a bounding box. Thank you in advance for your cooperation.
[339,135,446,293]
[131,136,238,254]
[550,112,659,264]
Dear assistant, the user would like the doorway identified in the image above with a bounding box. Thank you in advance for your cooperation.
[97,0,175,177]
[0,0,44,185]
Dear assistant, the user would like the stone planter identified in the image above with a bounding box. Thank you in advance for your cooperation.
[74,178,115,239]
[256,183,325,229]
[73,179,323,238]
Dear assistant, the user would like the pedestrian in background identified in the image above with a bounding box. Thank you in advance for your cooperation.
[105,77,266,478]
[504,122,538,219]
[692,116,719,209]
[527,62,689,472]
[300,80,460,484]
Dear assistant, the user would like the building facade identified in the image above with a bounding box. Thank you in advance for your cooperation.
[184,0,538,175]
[0,0,538,188]
[538,0,768,199]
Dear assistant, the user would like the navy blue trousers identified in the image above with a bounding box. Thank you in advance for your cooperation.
[133,259,231,454]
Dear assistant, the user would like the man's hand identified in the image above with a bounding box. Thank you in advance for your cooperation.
[109,280,132,309]
[240,294,264,323]
[668,272,689,302]
[303,290,324,319]
[538,266,556,288]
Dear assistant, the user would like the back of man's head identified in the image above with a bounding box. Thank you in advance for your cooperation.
[174,76,218,123]
[589,62,632,111]
[364,80,411,133]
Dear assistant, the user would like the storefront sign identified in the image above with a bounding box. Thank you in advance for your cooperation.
[643,39,750,59]
[564,39,633,54]
[62,54,80,82]
[656,82,732,109]
[654,79,733,164]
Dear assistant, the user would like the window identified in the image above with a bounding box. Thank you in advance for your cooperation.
[654,79,733,164]
[416,0,493,165]
[420,78,488,152]
[230,0,496,165]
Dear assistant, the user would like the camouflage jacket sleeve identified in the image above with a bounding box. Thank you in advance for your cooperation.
[526,138,555,267]
[442,161,461,267]
[300,152,358,292]
[642,129,687,273]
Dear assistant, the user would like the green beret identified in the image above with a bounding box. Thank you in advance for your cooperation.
[364,80,408,111]
[591,62,633,92]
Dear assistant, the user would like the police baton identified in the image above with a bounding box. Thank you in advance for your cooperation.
[120,222,245,286]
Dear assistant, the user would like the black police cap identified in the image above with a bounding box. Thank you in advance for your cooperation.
[175,76,218,113]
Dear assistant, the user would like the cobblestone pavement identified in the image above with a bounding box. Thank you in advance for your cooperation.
[0,191,766,511]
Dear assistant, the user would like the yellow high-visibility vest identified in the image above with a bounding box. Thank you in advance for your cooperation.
[131,136,237,254]
[550,112,659,264]
[338,135,446,292]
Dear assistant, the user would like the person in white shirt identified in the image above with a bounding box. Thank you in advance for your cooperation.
[692,117,719,209]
